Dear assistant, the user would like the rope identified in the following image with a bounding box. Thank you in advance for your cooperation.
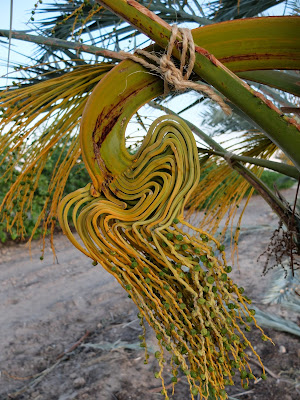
[119,25,231,115]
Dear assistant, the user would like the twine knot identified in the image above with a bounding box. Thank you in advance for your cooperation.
[119,25,231,115]
[160,54,184,92]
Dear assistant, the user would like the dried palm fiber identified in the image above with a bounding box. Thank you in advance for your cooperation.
[58,92,272,400]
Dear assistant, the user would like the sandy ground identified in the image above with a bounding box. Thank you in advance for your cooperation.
[0,188,299,400]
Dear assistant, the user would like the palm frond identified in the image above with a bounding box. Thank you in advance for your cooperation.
[262,263,300,310]
[201,105,256,133]
[31,0,286,68]
[30,0,211,66]
[251,305,300,337]
[206,0,286,21]
[287,0,300,14]
[0,63,113,248]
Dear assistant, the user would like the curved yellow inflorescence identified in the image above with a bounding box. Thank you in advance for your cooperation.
[58,115,271,400]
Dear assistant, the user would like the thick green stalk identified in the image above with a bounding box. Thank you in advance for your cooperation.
[97,0,300,171]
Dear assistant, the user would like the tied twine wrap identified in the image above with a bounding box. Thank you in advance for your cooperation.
[119,25,231,115]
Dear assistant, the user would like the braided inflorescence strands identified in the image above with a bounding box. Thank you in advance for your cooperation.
[58,115,271,399]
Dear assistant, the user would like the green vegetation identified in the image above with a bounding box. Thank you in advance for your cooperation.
[258,170,295,192]
[0,147,89,243]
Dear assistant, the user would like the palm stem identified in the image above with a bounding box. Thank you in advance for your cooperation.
[0,29,122,61]
[199,149,299,180]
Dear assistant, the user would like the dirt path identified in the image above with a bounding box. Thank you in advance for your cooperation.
[0,188,299,400]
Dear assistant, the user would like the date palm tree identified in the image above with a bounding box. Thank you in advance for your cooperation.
[0,2,300,397]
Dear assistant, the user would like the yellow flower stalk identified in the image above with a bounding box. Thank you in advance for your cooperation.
[0,64,113,249]
[58,58,272,399]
